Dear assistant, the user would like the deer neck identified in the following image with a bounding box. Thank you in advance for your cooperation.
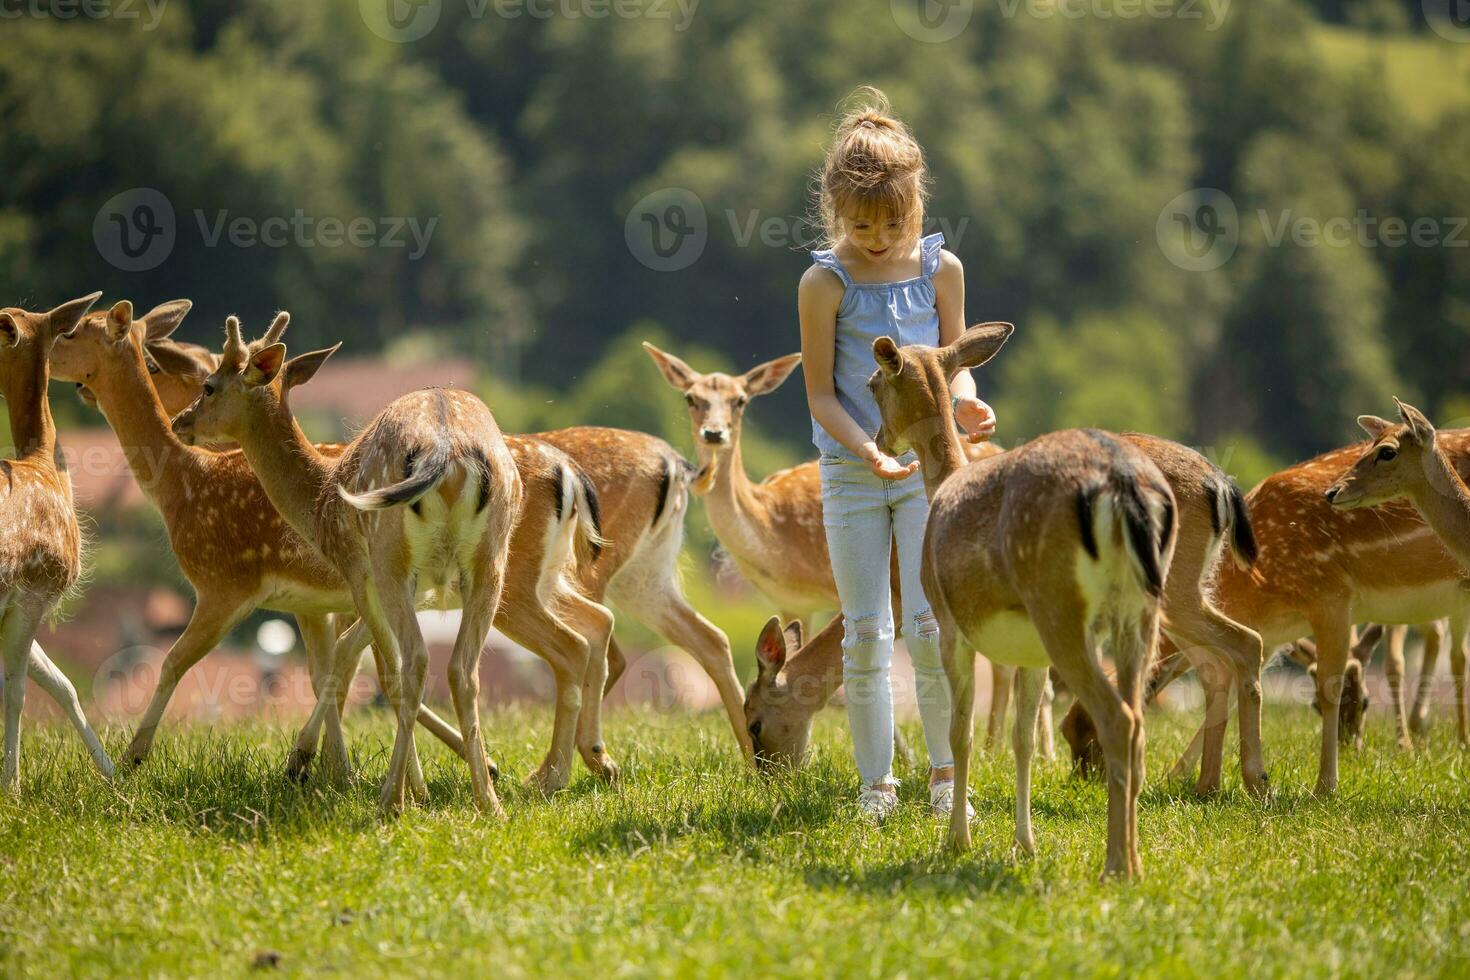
[88,343,198,497]
[908,380,968,501]
[782,614,847,711]
[233,395,332,544]
[2,345,54,461]
[702,430,764,530]
[1407,445,1470,573]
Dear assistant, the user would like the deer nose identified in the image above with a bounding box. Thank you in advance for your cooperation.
[701,427,728,445]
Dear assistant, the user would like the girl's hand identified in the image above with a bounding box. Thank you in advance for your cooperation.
[955,397,997,442]
[862,445,920,481]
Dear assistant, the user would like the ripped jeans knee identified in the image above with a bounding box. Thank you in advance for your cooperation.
[842,612,894,706]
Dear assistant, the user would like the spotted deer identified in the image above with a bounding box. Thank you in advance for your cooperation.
[118,331,758,766]
[1065,424,1470,793]
[54,302,619,796]
[868,324,1177,878]
[1325,400,1470,745]
[0,293,115,792]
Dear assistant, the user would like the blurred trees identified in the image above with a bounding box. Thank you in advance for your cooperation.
[1,0,1466,480]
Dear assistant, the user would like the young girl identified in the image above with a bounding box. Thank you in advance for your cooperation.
[798,89,996,822]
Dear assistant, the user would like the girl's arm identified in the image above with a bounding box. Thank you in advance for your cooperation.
[799,265,919,480]
[934,250,997,441]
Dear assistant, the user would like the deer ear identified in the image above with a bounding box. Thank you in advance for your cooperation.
[141,299,192,342]
[0,312,18,348]
[146,340,212,380]
[244,343,287,387]
[47,291,103,338]
[1357,415,1395,440]
[1394,397,1436,446]
[942,321,1014,376]
[284,343,340,390]
[642,341,699,391]
[755,616,788,677]
[742,353,802,398]
[782,619,804,652]
[872,335,902,376]
[106,301,134,341]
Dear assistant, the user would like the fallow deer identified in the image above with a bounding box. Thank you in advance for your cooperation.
[1325,400,1470,745]
[55,302,625,795]
[129,336,758,766]
[745,369,1265,801]
[171,315,532,814]
[1065,423,1470,794]
[0,293,115,793]
[868,323,1177,878]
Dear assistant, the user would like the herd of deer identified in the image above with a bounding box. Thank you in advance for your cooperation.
[3,294,1467,880]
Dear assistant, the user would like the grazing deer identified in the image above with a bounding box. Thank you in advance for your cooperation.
[1065,424,1470,793]
[868,323,1177,877]
[0,293,115,792]
[1325,400,1470,745]
[172,314,529,814]
[108,330,760,766]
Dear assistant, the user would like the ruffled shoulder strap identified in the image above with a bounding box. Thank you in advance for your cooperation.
[809,248,852,288]
[920,232,946,277]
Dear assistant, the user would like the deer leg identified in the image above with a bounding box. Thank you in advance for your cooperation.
[986,661,1013,753]
[1309,611,1352,797]
[295,613,350,783]
[1383,626,1410,749]
[1037,673,1055,763]
[1012,666,1047,856]
[26,641,114,778]
[450,552,506,817]
[1185,606,1268,797]
[288,617,368,784]
[1,598,33,794]
[121,595,246,767]
[940,621,976,854]
[349,574,417,816]
[604,635,628,698]
[504,596,590,796]
[1190,650,1231,797]
[1410,620,1444,738]
[1450,616,1469,748]
[565,595,618,782]
[1113,607,1161,880]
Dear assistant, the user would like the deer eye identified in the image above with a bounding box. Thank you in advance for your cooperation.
[1377,446,1397,462]
[748,720,762,738]
[684,393,696,407]
[203,381,216,397]
[735,395,748,409]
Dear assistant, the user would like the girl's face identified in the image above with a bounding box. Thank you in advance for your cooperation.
[842,208,913,262]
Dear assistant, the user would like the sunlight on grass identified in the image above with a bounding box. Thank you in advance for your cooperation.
[2,706,1468,977]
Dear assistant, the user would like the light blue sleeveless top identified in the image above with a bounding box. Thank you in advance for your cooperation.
[809,232,945,462]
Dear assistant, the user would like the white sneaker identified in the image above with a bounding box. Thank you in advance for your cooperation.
[929,779,974,820]
[858,784,899,823]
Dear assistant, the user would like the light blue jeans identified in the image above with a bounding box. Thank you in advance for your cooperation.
[819,455,955,786]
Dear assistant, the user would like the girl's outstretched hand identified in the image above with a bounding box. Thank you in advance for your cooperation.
[955,397,997,442]
[865,448,920,481]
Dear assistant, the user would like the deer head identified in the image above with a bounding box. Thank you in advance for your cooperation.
[643,341,801,483]
[1325,399,1443,510]
[171,313,336,446]
[51,299,200,406]
[867,321,1012,479]
[0,292,102,374]
[743,616,818,771]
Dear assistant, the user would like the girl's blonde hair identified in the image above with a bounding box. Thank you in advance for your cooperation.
[815,87,928,249]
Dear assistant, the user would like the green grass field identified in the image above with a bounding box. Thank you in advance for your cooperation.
[2,705,1468,978]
